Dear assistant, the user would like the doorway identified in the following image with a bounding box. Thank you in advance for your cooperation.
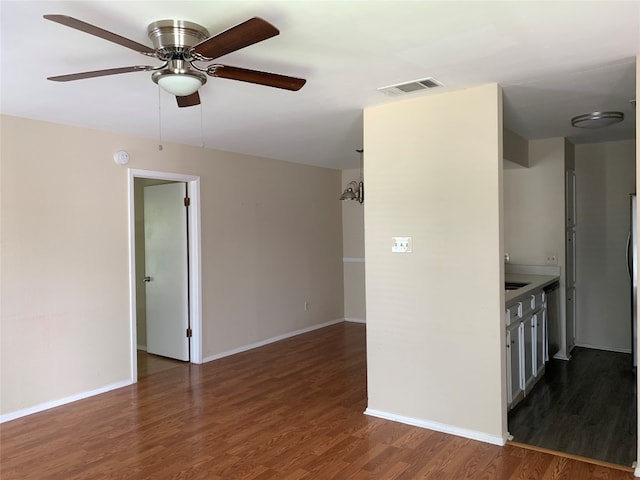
[127,169,203,383]
[505,139,637,468]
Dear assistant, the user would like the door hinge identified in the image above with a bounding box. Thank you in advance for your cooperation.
[186,328,193,338]
[184,197,191,207]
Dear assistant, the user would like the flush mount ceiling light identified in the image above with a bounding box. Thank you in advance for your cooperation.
[571,111,624,129]
[151,62,207,96]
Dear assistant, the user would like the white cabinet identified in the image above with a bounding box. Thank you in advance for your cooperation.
[565,168,576,356]
[506,321,524,406]
[533,312,545,376]
[522,314,535,393]
[506,286,549,409]
[566,169,576,228]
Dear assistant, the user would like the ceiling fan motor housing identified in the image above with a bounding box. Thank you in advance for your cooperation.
[147,20,210,51]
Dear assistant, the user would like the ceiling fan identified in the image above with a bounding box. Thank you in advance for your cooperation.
[44,14,307,108]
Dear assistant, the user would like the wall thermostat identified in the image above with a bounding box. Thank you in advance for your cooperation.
[113,150,129,165]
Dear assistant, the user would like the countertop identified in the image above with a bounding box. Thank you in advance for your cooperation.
[505,273,560,305]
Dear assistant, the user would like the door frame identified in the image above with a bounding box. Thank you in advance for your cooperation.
[127,168,203,382]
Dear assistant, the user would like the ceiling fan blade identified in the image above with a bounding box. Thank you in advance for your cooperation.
[47,66,156,82]
[193,17,279,60]
[44,14,156,55]
[176,92,201,108]
[211,65,306,91]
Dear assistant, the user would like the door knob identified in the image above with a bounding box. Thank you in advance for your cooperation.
[143,276,151,282]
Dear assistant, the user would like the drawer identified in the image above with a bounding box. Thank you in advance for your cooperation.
[506,303,522,325]
[520,296,534,317]
[532,290,545,310]
[506,289,547,325]
[521,291,546,315]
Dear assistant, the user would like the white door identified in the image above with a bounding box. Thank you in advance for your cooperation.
[144,182,189,361]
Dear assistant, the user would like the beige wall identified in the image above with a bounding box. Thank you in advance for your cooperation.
[363,84,506,442]
[1,115,344,416]
[574,140,636,352]
[341,168,366,322]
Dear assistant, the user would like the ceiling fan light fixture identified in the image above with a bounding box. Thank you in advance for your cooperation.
[571,111,624,129]
[155,72,205,96]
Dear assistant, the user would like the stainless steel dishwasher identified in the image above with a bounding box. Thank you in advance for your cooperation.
[544,281,561,359]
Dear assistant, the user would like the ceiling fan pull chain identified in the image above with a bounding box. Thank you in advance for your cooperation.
[200,103,205,148]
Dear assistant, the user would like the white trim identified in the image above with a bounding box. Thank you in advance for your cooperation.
[203,319,344,363]
[553,352,571,361]
[343,257,365,263]
[574,342,632,354]
[364,408,506,446]
[635,463,640,478]
[345,317,366,324]
[137,344,147,351]
[0,380,132,423]
[127,169,204,387]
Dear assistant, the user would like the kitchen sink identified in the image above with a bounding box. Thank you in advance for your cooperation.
[505,281,529,290]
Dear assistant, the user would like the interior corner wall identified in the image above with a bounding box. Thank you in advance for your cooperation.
[341,168,366,322]
[363,84,506,443]
[503,137,566,268]
[503,128,529,167]
[574,140,636,352]
[0,115,344,417]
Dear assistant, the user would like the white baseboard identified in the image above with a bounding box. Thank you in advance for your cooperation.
[345,317,366,324]
[202,318,345,363]
[574,342,632,354]
[634,461,640,477]
[137,344,147,351]
[0,380,132,423]
[364,408,506,446]
[553,353,571,361]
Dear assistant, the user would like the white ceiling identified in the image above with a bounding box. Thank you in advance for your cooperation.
[1,1,638,170]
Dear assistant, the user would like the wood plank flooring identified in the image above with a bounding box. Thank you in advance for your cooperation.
[137,350,186,380]
[1,323,635,479]
[508,347,637,466]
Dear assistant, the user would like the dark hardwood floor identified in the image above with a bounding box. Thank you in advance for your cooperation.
[509,346,637,467]
[1,324,635,479]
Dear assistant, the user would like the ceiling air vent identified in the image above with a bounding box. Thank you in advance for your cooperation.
[377,77,442,96]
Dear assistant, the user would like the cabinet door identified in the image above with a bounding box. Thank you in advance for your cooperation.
[533,312,545,376]
[522,315,535,393]
[566,229,576,288]
[566,169,576,227]
[507,322,524,408]
[542,307,549,362]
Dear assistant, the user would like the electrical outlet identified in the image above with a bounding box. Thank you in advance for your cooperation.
[545,255,557,265]
[392,236,412,253]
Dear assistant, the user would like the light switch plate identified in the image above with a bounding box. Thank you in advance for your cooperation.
[392,236,412,253]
